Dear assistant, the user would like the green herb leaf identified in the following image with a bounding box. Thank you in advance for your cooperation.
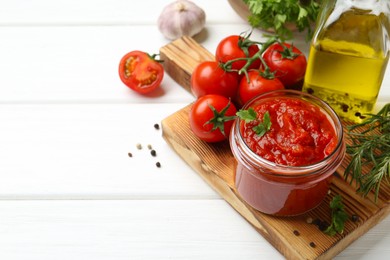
[237,109,272,137]
[236,108,257,122]
[253,111,272,137]
[298,6,308,21]
[324,195,349,236]
[243,0,321,40]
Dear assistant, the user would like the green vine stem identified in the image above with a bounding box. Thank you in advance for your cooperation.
[222,37,279,82]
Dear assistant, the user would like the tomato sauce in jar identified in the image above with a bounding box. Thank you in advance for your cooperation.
[230,90,345,216]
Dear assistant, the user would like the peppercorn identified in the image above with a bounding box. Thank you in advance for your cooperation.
[313,218,321,226]
[318,220,329,231]
[151,150,157,157]
[351,214,360,222]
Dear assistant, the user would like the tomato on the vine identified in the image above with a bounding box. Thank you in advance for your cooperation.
[189,94,237,143]
[191,61,239,99]
[238,70,284,106]
[215,35,261,71]
[262,43,307,89]
[118,51,164,94]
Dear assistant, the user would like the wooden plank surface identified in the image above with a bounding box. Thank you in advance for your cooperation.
[0,200,283,260]
[160,36,390,259]
[0,0,244,25]
[0,1,388,259]
[0,103,221,198]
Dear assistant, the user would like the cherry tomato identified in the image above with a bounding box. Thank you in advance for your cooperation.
[238,71,284,106]
[189,94,237,143]
[118,51,164,94]
[262,43,307,89]
[191,61,239,99]
[215,35,261,71]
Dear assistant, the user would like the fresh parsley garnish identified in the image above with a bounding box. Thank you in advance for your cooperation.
[253,111,271,136]
[324,195,348,236]
[236,108,257,122]
[237,108,272,137]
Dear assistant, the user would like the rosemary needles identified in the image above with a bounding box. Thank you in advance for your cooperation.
[344,103,390,201]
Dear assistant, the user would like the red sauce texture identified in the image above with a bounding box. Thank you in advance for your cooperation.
[240,97,337,166]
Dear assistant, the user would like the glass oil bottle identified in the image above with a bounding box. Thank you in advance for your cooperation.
[303,0,390,123]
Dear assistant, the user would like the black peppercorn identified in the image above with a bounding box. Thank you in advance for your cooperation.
[351,214,360,222]
[318,221,329,231]
[313,218,321,226]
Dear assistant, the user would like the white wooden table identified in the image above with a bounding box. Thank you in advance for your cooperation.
[0,1,388,259]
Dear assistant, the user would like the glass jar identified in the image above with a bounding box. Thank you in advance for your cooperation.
[303,0,390,123]
[229,90,346,216]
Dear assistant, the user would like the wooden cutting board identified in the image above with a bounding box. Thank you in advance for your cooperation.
[159,36,390,260]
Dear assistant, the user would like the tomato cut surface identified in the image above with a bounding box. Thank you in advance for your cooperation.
[119,51,164,94]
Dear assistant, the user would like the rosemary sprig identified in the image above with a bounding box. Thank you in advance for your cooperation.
[344,103,390,201]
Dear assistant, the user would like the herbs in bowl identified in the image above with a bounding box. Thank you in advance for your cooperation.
[242,0,321,39]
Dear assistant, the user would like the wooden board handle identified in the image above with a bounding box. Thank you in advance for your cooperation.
[160,36,214,93]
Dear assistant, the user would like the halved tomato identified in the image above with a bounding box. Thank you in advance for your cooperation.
[119,51,164,94]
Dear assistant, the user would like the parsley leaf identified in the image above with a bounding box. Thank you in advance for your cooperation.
[236,108,257,122]
[324,195,349,236]
[237,109,272,137]
[243,0,321,40]
[253,111,271,136]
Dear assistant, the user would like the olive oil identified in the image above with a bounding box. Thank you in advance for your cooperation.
[303,2,390,123]
[303,40,388,122]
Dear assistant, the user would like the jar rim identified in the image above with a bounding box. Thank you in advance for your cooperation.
[233,89,345,178]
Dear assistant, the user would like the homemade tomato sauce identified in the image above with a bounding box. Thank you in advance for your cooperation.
[240,97,338,166]
[230,91,345,216]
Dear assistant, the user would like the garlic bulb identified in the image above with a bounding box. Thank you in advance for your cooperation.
[158,0,206,40]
